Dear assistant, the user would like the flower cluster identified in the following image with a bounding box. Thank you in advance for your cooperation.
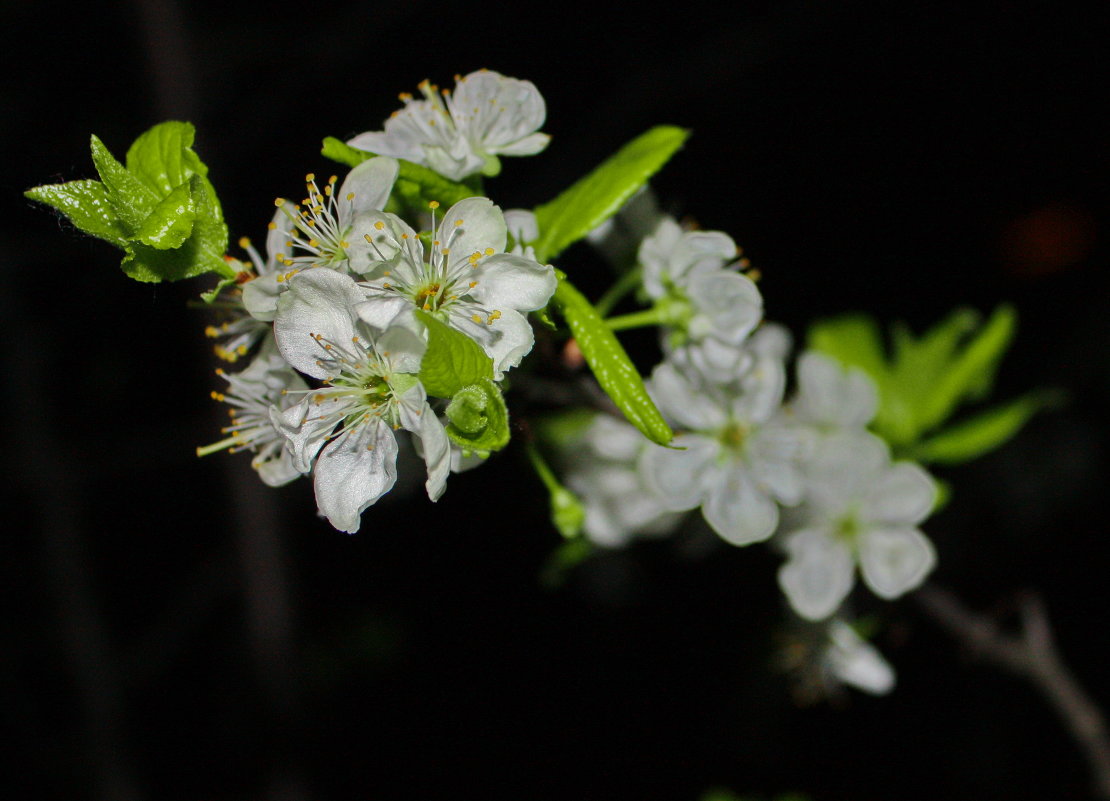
[554,210,941,681]
[198,71,557,533]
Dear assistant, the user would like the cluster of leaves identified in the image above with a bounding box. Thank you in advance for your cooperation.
[26,122,232,284]
[809,306,1057,466]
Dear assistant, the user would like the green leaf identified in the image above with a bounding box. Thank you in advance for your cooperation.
[135,182,196,249]
[24,180,130,247]
[807,313,890,386]
[909,390,1056,465]
[914,305,1016,434]
[90,134,158,232]
[415,310,495,397]
[125,121,206,195]
[444,378,510,453]
[552,274,674,446]
[531,126,690,262]
[321,136,373,168]
[322,136,476,207]
[122,174,228,282]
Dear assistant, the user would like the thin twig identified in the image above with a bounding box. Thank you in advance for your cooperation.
[916,583,1110,799]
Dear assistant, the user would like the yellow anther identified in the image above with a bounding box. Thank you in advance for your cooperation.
[339,240,349,249]
[236,345,248,355]
[454,219,464,227]
[329,175,337,184]
[238,236,251,249]
[472,314,483,324]
[215,368,225,376]
[468,281,478,288]
[306,172,316,182]
[429,200,440,209]
[375,221,385,230]
[346,192,355,201]
[401,233,409,239]
[484,248,495,256]
[205,325,219,338]
[308,239,319,248]
[210,391,226,402]
[487,310,502,324]
[274,198,285,206]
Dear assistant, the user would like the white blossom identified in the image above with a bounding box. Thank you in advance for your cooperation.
[195,335,307,487]
[777,431,938,621]
[563,414,683,547]
[356,197,556,378]
[347,70,550,181]
[638,217,764,378]
[272,156,398,275]
[640,346,806,546]
[272,269,449,533]
[791,350,878,432]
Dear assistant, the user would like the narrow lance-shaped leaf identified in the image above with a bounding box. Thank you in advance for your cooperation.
[90,134,158,232]
[913,304,1017,434]
[909,390,1058,465]
[552,274,673,446]
[531,125,689,263]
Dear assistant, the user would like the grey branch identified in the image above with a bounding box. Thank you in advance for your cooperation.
[916,584,1110,799]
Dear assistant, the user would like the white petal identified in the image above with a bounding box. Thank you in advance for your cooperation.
[858,526,937,599]
[270,397,344,474]
[241,273,282,322]
[647,362,727,431]
[337,157,399,223]
[468,255,557,311]
[495,131,551,156]
[686,270,763,344]
[824,620,895,695]
[313,418,399,534]
[449,306,534,378]
[585,415,645,461]
[795,351,878,429]
[861,462,938,525]
[639,434,717,510]
[273,269,363,379]
[777,528,856,621]
[702,468,779,546]
[415,406,451,501]
[440,197,507,258]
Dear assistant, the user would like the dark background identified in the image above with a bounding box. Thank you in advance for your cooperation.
[3,1,1109,799]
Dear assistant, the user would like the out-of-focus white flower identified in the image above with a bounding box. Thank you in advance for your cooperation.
[778,431,938,620]
[563,414,683,547]
[637,217,763,380]
[356,197,556,378]
[272,269,449,533]
[195,336,307,487]
[791,351,878,432]
[822,619,895,695]
[347,70,550,181]
[640,347,806,546]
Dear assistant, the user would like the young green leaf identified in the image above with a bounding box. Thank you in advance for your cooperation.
[913,304,1016,434]
[23,180,130,247]
[909,390,1056,465]
[531,126,689,263]
[552,275,673,446]
[135,182,196,249]
[125,121,207,195]
[90,134,158,232]
[444,378,510,453]
[415,309,494,397]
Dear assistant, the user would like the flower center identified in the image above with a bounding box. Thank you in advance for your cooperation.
[274,174,353,269]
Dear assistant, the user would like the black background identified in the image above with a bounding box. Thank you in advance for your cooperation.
[3,1,1109,799]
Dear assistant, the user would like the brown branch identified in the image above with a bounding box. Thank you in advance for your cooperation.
[915,583,1110,799]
